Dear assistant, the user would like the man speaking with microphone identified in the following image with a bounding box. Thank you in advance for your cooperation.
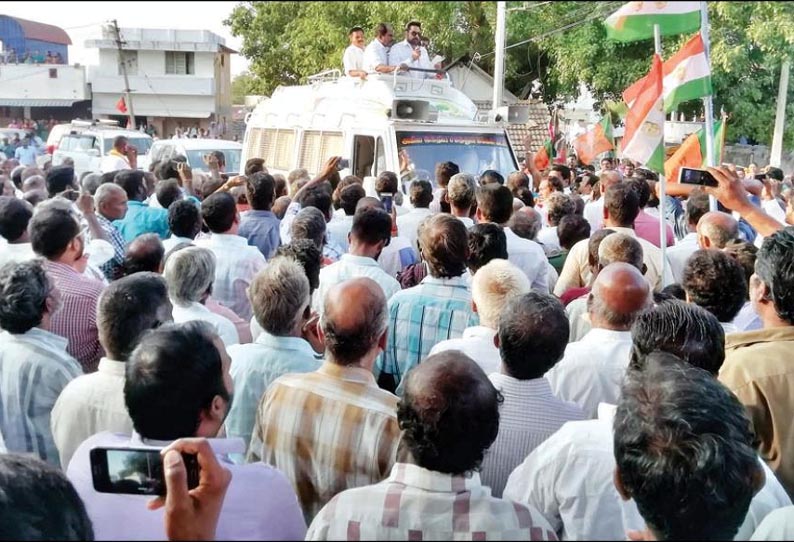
[389,21,435,79]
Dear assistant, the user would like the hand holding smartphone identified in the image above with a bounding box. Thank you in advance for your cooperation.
[379,192,394,213]
[91,447,199,496]
[678,167,719,188]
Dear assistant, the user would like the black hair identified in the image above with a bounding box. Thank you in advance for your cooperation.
[0,196,32,242]
[156,155,186,182]
[683,249,747,322]
[245,172,275,211]
[614,356,759,541]
[124,321,230,440]
[100,170,118,185]
[420,214,469,278]
[498,293,569,379]
[168,199,202,239]
[114,169,146,201]
[375,171,399,194]
[349,26,364,35]
[476,184,513,224]
[605,183,640,227]
[467,223,507,274]
[766,166,784,181]
[29,206,80,259]
[301,184,333,218]
[434,162,459,188]
[45,166,75,197]
[97,272,169,361]
[0,260,50,334]
[122,234,165,277]
[686,189,710,227]
[550,164,571,183]
[405,20,422,31]
[755,226,794,325]
[0,454,94,541]
[340,183,366,216]
[629,300,725,376]
[557,214,591,251]
[626,177,651,208]
[155,179,182,209]
[275,239,322,293]
[244,157,266,176]
[398,352,502,475]
[201,192,237,233]
[351,208,392,246]
[409,180,433,208]
[479,170,504,186]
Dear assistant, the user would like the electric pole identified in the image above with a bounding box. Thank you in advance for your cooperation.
[770,60,790,168]
[111,19,136,129]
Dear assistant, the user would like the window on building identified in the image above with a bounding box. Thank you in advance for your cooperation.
[118,51,138,76]
[165,51,195,75]
[49,68,57,78]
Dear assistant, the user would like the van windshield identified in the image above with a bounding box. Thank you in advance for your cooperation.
[184,149,242,175]
[395,131,517,183]
[103,137,153,155]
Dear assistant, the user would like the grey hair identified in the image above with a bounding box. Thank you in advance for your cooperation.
[546,193,576,226]
[447,173,476,209]
[94,183,126,209]
[80,173,103,196]
[598,233,644,271]
[163,246,216,305]
[508,207,542,241]
[249,256,310,336]
[291,207,327,250]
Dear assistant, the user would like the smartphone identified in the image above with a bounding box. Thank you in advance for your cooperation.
[678,167,718,188]
[90,447,199,496]
[336,158,350,171]
[754,173,768,181]
[379,192,394,213]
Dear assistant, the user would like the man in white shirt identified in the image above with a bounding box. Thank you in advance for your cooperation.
[51,272,173,469]
[396,179,434,258]
[195,192,266,321]
[537,192,576,251]
[327,183,365,253]
[0,196,35,267]
[99,135,136,173]
[546,263,651,418]
[583,170,621,232]
[505,302,790,541]
[682,248,747,334]
[447,172,476,227]
[388,21,434,79]
[314,208,401,313]
[164,246,239,347]
[667,190,709,283]
[67,321,307,540]
[343,26,367,79]
[363,23,401,74]
[430,258,530,375]
[476,184,549,293]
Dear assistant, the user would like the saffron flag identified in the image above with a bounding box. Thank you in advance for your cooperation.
[604,1,701,43]
[665,120,725,182]
[573,116,614,165]
[116,96,128,114]
[534,139,554,171]
[622,54,666,174]
[623,33,712,113]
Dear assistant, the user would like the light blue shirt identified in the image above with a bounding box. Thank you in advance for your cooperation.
[226,331,321,450]
[14,145,39,166]
[0,328,82,465]
[112,200,169,243]
[239,210,281,259]
[378,275,478,392]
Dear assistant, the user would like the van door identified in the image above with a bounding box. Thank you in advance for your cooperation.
[351,132,391,179]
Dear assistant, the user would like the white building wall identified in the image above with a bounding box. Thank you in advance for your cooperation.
[0,65,89,101]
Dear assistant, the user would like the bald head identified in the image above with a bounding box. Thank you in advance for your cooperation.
[600,170,622,191]
[508,206,542,241]
[21,175,45,193]
[321,277,388,366]
[123,234,165,276]
[697,211,738,249]
[598,233,644,272]
[399,351,500,474]
[588,262,651,331]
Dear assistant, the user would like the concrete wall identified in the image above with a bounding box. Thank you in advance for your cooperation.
[723,144,794,173]
[0,64,88,100]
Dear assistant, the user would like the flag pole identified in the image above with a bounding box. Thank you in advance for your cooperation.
[654,24,669,287]
[700,1,718,211]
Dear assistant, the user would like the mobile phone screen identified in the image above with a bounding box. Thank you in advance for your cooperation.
[379,193,394,213]
[90,447,199,496]
[678,167,718,188]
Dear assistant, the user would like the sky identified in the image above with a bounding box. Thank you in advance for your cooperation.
[1,2,251,76]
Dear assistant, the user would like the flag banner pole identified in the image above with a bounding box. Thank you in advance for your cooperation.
[700,1,718,211]
[655,23,669,287]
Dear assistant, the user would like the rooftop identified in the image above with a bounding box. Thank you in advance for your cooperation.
[1,15,72,45]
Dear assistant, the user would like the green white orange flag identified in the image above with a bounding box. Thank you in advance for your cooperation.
[622,54,665,174]
[623,33,712,113]
[533,139,554,170]
[665,119,725,182]
[573,116,614,165]
[604,1,700,43]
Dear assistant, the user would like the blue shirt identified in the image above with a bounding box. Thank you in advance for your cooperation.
[226,332,321,449]
[378,275,478,392]
[113,200,169,243]
[238,210,281,259]
[14,145,38,166]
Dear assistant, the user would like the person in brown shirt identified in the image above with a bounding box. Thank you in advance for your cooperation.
[719,226,794,498]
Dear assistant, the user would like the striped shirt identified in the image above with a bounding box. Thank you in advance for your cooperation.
[0,328,82,465]
[378,275,478,391]
[306,462,558,541]
[248,362,401,522]
[314,254,402,314]
[481,374,585,498]
[90,214,126,280]
[45,260,105,373]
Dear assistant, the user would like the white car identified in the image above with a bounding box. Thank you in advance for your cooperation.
[52,126,153,178]
[140,138,243,176]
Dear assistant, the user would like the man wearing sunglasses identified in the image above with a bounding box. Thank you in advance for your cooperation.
[389,21,434,79]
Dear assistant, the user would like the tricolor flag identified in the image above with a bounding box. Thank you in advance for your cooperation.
[623,33,713,113]
[665,119,725,182]
[622,54,665,174]
[604,1,701,43]
[533,138,555,171]
[573,116,614,165]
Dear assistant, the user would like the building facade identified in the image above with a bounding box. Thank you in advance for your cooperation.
[85,26,234,138]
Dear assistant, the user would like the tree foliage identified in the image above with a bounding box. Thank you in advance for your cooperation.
[225,1,794,147]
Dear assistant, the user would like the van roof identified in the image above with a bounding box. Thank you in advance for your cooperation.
[160,138,242,150]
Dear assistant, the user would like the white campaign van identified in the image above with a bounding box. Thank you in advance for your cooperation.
[140,138,243,175]
[240,70,527,194]
[52,122,153,179]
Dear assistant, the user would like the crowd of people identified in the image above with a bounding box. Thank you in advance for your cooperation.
[0,48,65,65]
[1,138,794,541]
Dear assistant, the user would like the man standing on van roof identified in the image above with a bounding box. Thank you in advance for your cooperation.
[363,23,402,74]
[343,26,367,79]
[100,136,136,173]
[389,21,434,79]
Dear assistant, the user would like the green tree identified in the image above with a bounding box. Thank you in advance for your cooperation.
[231,72,259,104]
